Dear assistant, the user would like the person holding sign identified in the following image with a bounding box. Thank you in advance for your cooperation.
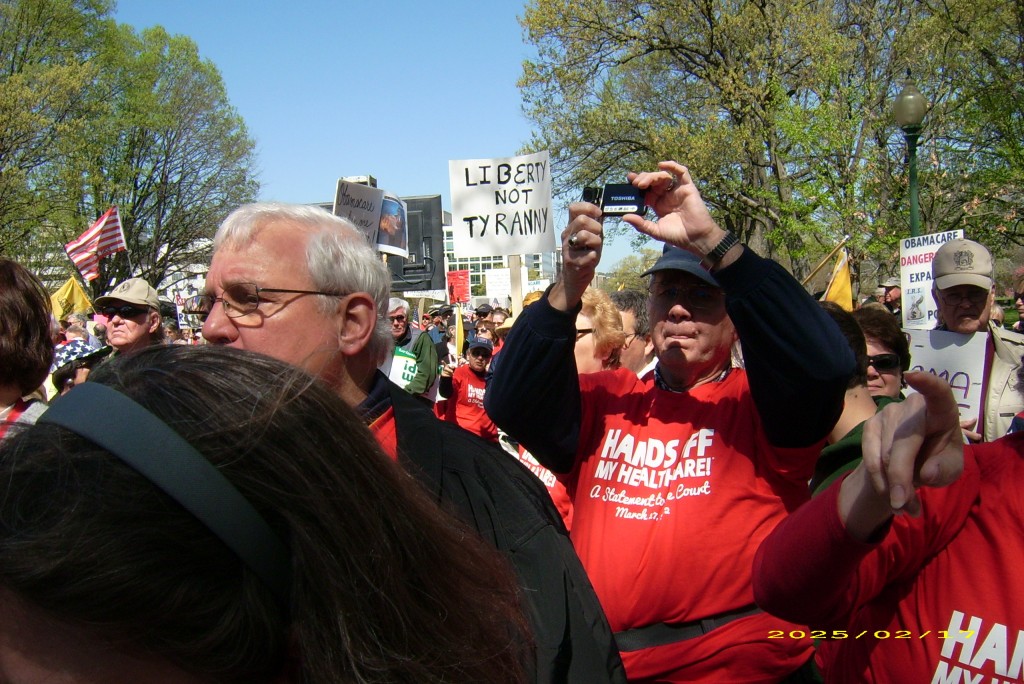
[931,238,1024,440]
[486,161,855,682]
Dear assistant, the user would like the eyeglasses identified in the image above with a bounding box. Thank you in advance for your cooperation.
[575,328,594,341]
[649,284,724,312]
[938,288,989,306]
[469,349,492,358]
[866,353,901,373]
[101,305,149,318]
[186,283,343,320]
[389,314,407,323]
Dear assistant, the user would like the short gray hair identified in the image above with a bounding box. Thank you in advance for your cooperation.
[388,297,409,314]
[215,203,392,365]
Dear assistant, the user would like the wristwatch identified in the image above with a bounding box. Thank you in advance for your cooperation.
[704,231,739,266]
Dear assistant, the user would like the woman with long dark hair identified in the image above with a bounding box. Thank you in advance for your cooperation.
[0,345,528,683]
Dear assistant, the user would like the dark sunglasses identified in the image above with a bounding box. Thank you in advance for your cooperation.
[389,314,406,323]
[101,305,149,318]
[866,353,901,372]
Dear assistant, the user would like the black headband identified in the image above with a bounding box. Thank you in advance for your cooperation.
[39,382,290,607]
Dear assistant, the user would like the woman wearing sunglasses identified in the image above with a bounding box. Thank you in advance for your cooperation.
[853,306,911,401]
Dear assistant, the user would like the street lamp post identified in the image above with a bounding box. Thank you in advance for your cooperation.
[893,70,927,237]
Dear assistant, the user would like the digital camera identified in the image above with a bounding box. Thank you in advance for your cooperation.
[582,184,647,217]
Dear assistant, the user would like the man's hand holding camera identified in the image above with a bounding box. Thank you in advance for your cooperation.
[624,161,738,268]
[550,201,604,312]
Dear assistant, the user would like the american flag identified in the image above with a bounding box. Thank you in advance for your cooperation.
[64,207,127,281]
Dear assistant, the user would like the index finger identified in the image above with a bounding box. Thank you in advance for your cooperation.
[568,200,603,224]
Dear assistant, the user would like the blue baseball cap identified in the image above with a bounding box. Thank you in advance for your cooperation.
[641,244,720,287]
[468,338,494,353]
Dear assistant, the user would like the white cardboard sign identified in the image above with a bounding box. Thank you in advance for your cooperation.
[449,151,554,257]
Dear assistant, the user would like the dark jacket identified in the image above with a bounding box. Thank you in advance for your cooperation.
[486,248,856,469]
[361,375,626,684]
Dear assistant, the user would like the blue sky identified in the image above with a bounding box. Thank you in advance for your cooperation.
[113,0,641,269]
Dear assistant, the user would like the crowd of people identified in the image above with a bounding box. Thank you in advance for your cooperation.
[1,161,1022,683]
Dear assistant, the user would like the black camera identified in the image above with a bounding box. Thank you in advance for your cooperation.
[582,184,647,217]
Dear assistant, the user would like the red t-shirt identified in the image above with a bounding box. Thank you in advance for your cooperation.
[567,367,817,681]
[442,365,497,443]
[368,407,399,461]
[512,448,574,529]
[757,434,1024,683]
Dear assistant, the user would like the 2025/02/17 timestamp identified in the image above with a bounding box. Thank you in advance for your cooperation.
[768,629,976,640]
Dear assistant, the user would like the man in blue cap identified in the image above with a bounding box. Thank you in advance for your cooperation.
[486,161,855,683]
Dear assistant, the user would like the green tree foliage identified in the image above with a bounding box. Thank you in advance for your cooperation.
[0,0,258,295]
[602,247,660,292]
[519,0,1024,287]
[0,0,109,255]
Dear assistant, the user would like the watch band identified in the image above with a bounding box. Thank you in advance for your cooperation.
[704,231,739,265]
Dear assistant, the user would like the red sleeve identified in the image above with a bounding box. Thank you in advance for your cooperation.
[753,481,878,626]
[753,451,981,627]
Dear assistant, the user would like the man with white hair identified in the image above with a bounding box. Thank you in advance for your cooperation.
[384,296,438,396]
[198,202,625,683]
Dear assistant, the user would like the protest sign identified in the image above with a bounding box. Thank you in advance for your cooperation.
[333,179,383,244]
[449,151,554,257]
[899,229,963,329]
[446,269,470,304]
[485,268,512,303]
[377,193,409,258]
[905,328,987,426]
[485,266,529,304]
[332,180,409,259]
[404,289,447,301]
[380,346,419,391]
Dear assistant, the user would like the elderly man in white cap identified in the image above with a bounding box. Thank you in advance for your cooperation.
[932,238,1024,440]
[94,278,164,356]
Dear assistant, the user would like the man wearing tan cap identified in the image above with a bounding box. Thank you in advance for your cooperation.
[881,276,902,317]
[94,278,164,355]
[932,238,1024,440]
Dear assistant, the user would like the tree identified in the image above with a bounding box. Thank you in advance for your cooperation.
[0,1,258,295]
[65,24,258,295]
[602,248,660,293]
[0,0,111,257]
[519,0,1024,290]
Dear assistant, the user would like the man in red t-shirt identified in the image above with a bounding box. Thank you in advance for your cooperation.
[439,338,497,443]
[487,161,855,682]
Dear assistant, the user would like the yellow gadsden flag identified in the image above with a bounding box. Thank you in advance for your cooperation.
[821,248,853,312]
[50,277,93,321]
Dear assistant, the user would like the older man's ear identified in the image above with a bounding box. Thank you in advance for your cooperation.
[335,293,378,358]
